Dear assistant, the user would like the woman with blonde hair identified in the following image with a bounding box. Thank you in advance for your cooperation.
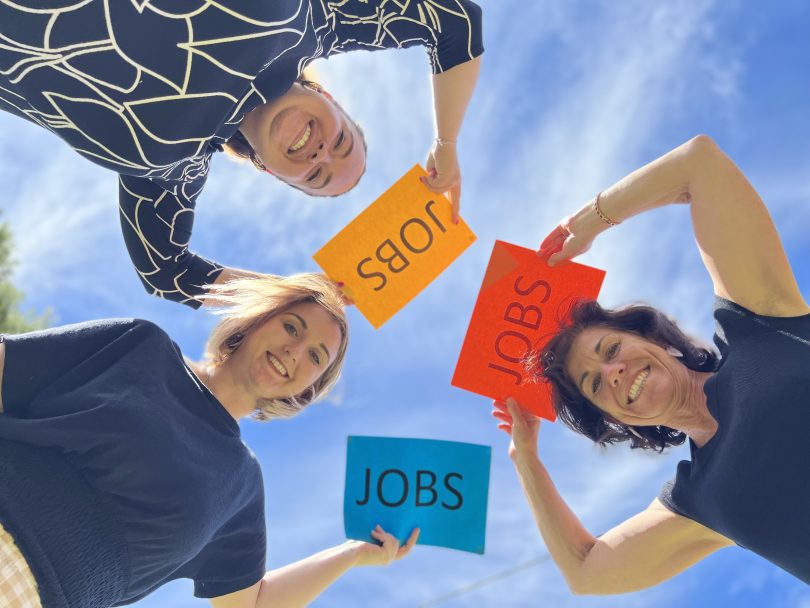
[0,0,483,307]
[0,273,418,607]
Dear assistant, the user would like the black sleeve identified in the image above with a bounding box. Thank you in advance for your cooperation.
[118,172,224,309]
[192,487,267,599]
[326,0,484,74]
[1,319,147,417]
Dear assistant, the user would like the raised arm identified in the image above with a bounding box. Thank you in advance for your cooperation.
[209,528,418,608]
[494,399,732,594]
[422,54,482,222]
[118,174,226,309]
[540,135,809,316]
[326,0,484,220]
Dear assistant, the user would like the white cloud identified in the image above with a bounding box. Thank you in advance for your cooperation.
[1,1,808,607]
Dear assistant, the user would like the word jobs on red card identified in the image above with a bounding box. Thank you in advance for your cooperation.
[452,240,606,420]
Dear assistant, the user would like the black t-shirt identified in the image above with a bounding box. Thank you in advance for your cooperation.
[0,319,266,606]
[660,297,810,583]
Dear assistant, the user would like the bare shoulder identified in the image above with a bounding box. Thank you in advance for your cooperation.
[643,498,734,547]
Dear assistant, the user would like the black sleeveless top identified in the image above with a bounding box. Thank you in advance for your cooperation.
[660,297,810,583]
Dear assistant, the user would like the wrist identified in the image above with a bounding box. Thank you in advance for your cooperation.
[569,202,610,239]
[339,540,366,568]
[511,448,539,469]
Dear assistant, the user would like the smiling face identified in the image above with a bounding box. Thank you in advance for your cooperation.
[225,302,343,404]
[241,82,366,196]
[564,327,694,427]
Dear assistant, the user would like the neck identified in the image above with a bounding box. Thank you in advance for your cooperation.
[187,361,254,422]
[666,371,717,447]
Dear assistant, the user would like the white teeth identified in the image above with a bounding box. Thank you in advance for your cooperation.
[289,122,311,152]
[628,368,649,403]
[267,353,288,377]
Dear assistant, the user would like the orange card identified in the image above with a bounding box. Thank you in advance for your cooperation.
[314,165,476,328]
[451,241,606,420]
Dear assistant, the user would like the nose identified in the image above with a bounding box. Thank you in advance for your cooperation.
[283,343,300,366]
[308,141,329,162]
[602,360,625,388]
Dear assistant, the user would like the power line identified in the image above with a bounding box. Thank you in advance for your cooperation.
[417,554,552,608]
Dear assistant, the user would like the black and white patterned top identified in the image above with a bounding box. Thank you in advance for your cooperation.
[0,0,484,307]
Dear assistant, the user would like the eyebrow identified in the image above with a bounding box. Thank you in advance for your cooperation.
[578,335,606,394]
[288,313,332,362]
[288,312,307,329]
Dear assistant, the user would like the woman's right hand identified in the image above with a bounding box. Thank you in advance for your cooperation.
[492,398,540,463]
[350,526,420,567]
[538,202,609,266]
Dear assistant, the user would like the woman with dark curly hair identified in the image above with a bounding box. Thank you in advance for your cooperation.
[493,135,810,592]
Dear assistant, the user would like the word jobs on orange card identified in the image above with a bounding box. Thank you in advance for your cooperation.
[314,165,476,328]
[452,240,606,420]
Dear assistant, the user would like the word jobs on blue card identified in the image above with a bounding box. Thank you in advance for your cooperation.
[344,436,491,554]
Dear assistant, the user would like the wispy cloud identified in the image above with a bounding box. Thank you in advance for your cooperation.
[1,1,808,607]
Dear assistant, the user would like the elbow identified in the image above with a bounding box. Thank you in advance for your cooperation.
[566,572,599,596]
[674,134,722,202]
[566,573,616,597]
[567,578,590,596]
[683,134,723,168]
[686,134,720,156]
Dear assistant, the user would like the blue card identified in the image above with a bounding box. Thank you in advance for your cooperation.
[344,436,491,554]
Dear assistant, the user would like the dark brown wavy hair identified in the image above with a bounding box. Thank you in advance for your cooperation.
[530,300,718,452]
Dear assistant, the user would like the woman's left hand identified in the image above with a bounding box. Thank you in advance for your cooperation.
[350,525,420,567]
[421,141,461,223]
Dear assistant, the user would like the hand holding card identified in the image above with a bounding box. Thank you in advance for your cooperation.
[314,165,476,328]
[452,241,606,419]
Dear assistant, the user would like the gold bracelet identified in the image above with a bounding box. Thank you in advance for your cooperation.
[592,192,620,226]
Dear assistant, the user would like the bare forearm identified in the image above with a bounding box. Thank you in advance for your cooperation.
[566,137,707,239]
[431,56,481,141]
[255,542,361,608]
[512,454,596,591]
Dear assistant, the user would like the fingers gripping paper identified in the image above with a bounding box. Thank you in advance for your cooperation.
[452,241,606,420]
[314,165,476,328]
[344,436,491,554]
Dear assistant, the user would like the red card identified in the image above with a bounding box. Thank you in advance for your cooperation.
[451,241,606,420]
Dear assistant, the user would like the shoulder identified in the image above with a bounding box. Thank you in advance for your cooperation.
[713,296,810,348]
[646,498,733,546]
[723,294,810,318]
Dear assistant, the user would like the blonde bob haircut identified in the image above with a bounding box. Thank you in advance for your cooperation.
[202,273,348,420]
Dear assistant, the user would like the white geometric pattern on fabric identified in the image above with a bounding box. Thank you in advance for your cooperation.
[0,0,483,305]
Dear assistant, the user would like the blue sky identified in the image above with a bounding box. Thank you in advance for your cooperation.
[2,0,810,606]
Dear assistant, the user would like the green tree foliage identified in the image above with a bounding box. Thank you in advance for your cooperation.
[0,219,49,333]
